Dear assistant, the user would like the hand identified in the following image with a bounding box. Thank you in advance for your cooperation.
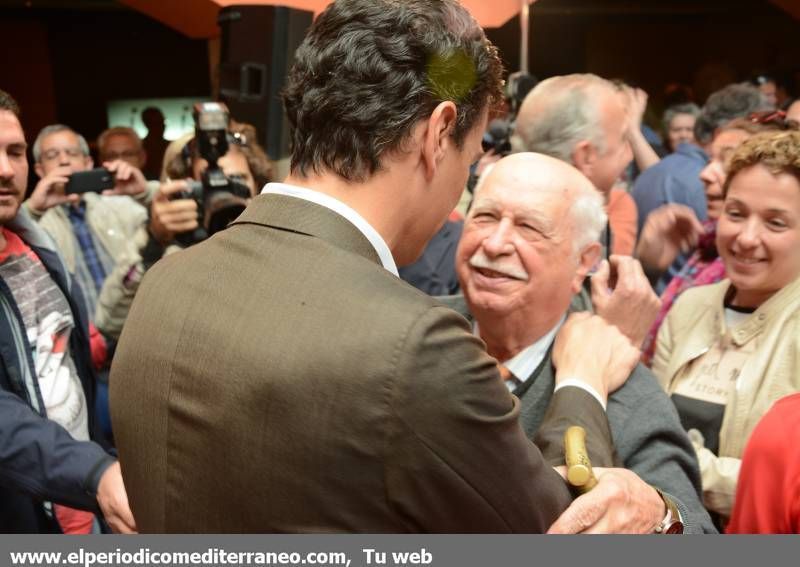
[102,160,147,198]
[635,204,705,272]
[552,312,641,398]
[591,255,661,349]
[625,86,649,130]
[96,461,137,534]
[548,467,665,534]
[149,180,198,245]
[26,166,79,212]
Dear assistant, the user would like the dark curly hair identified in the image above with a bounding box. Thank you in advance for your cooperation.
[283,0,504,182]
[0,89,21,117]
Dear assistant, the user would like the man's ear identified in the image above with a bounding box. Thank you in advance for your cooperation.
[34,162,44,178]
[570,140,596,179]
[422,101,458,181]
[572,241,601,294]
[84,156,94,169]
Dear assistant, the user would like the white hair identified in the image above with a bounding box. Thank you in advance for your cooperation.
[32,124,90,162]
[568,184,606,255]
[512,74,615,162]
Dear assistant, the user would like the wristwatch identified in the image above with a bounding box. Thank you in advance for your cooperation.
[653,487,684,534]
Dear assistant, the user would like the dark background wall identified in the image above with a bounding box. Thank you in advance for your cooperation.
[2,3,211,145]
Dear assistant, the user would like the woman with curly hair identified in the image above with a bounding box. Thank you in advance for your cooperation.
[652,129,800,529]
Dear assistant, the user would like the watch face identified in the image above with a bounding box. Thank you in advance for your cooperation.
[665,521,684,535]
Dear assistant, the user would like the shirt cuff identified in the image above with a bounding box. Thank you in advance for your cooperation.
[554,379,607,411]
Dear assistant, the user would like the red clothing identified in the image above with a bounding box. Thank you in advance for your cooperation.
[1,228,96,534]
[0,227,38,263]
[727,393,800,534]
[606,188,638,256]
[55,505,94,535]
[88,323,107,371]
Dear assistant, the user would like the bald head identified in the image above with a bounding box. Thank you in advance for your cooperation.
[478,152,594,190]
[474,153,606,252]
[456,152,606,340]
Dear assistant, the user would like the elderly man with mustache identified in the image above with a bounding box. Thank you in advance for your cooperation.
[441,152,716,533]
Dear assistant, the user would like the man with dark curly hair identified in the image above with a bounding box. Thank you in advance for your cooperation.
[111,0,667,533]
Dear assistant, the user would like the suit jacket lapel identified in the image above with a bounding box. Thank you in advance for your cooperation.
[232,193,382,266]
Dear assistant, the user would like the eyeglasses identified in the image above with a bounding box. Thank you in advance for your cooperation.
[41,147,85,161]
[747,110,798,130]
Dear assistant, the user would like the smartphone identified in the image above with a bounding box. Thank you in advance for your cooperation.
[64,168,115,195]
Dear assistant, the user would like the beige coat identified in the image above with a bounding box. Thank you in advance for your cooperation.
[653,276,800,517]
[23,186,155,338]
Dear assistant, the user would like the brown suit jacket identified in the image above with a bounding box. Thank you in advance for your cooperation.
[110,193,614,533]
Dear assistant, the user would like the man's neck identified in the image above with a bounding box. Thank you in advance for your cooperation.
[474,309,562,363]
[283,170,416,263]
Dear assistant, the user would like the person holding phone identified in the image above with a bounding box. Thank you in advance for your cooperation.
[22,124,159,442]
[22,124,154,341]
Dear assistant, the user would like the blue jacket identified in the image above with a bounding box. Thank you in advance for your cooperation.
[0,208,114,533]
[632,143,709,292]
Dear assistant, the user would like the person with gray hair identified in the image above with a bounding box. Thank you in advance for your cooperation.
[513,73,660,260]
[662,103,701,153]
[23,123,155,339]
[97,126,146,170]
[693,83,770,145]
[441,152,716,534]
[514,74,633,199]
[632,83,770,292]
[512,74,661,350]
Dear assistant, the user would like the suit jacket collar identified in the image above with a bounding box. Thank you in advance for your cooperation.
[438,293,555,394]
[232,193,382,267]
[438,292,591,394]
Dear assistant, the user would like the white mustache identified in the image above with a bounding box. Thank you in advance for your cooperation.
[469,251,529,281]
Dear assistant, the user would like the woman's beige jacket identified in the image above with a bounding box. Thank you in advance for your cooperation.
[653,275,800,518]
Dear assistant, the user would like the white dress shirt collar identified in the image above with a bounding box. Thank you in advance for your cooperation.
[261,182,398,276]
[473,313,607,410]
[501,315,567,387]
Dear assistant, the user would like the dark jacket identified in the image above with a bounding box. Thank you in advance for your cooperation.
[438,292,717,534]
[0,208,114,533]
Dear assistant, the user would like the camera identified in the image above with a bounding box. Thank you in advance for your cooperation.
[174,102,253,246]
[480,72,539,158]
[482,119,513,155]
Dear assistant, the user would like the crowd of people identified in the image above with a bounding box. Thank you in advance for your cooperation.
[1,0,799,534]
